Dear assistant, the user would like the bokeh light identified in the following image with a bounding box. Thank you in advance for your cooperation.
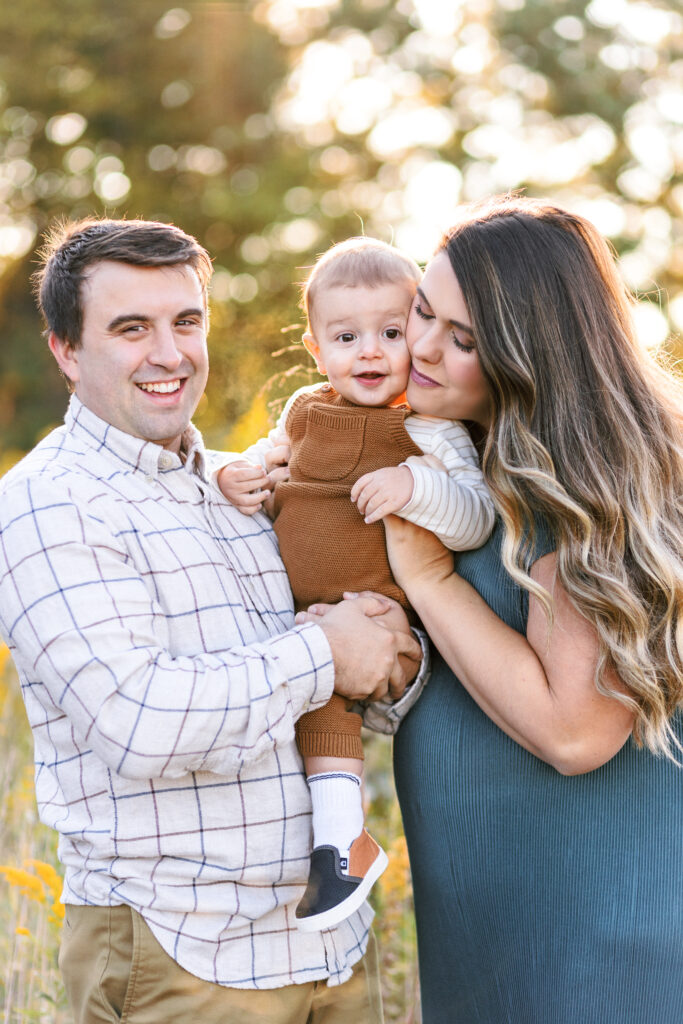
[0,0,681,453]
[45,113,87,146]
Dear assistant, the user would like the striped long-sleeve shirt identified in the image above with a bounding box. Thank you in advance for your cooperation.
[237,384,495,551]
[0,396,427,989]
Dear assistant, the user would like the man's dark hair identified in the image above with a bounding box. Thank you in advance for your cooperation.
[33,217,214,348]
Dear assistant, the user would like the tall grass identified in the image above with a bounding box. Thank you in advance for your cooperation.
[0,645,420,1022]
[0,645,68,1023]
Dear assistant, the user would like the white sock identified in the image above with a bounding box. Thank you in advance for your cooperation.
[307,772,364,851]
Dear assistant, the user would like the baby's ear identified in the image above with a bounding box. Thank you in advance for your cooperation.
[303,331,326,375]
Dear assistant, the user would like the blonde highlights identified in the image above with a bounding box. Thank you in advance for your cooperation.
[441,195,683,757]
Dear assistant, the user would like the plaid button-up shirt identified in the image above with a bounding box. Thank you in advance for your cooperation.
[0,397,426,988]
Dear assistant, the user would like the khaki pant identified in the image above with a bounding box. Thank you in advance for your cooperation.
[59,904,384,1024]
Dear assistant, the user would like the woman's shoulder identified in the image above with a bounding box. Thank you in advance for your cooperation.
[454,516,556,635]
[523,514,556,569]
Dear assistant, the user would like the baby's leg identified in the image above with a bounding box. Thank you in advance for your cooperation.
[295,695,387,931]
[305,754,364,852]
[296,694,364,852]
[298,694,363,844]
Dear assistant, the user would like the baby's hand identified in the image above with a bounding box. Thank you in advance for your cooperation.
[265,441,291,488]
[217,461,270,515]
[350,465,414,524]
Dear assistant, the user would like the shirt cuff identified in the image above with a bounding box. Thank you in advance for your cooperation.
[395,459,430,520]
[264,621,335,719]
[204,451,255,494]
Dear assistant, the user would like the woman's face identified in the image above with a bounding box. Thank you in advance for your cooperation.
[406,250,492,427]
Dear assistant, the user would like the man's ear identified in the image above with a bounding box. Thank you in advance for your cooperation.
[302,331,326,376]
[48,332,80,384]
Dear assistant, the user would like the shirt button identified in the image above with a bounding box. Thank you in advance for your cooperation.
[159,453,174,470]
[145,475,156,485]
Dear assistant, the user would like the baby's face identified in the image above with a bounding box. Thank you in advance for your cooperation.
[304,281,414,407]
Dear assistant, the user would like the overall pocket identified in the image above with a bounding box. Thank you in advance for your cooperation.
[294,406,366,482]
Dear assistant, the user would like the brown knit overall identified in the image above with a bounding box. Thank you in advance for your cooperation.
[273,386,422,760]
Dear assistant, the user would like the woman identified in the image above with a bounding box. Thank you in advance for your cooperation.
[385,195,683,1022]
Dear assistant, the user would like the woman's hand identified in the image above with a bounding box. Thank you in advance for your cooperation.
[383,515,454,598]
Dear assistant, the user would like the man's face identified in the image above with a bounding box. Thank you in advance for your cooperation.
[49,261,209,452]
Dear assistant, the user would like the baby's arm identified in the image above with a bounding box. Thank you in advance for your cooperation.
[215,423,285,515]
[351,418,495,551]
[350,465,415,523]
[217,461,272,515]
[216,404,291,515]
[216,384,329,515]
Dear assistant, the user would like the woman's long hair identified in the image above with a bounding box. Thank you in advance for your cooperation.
[441,195,683,757]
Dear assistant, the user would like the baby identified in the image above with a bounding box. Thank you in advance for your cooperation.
[218,237,494,931]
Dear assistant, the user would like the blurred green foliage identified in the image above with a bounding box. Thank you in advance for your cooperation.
[0,0,681,453]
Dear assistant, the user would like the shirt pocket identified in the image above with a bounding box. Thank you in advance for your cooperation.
[295,406,367,482]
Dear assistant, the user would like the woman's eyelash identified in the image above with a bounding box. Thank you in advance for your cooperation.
[451,331,475,353]
[415,300,475,351]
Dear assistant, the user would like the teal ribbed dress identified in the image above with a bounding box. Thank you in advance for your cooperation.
[394,519,683,1023]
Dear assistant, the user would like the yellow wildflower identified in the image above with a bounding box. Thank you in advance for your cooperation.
[26,859,63,901]
[379,835,411,902]
[49,899,66,925]
[0,860,66,931]
[26,861,65,929]
[0,864,46,903]
[15,926,31,937]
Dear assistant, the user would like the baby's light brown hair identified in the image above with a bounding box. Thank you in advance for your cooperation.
[302,237,422,332]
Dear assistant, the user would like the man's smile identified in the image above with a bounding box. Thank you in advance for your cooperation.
[136,379,183,394]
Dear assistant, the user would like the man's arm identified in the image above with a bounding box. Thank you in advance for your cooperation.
[315,594,422,703]
[0,477,413,780]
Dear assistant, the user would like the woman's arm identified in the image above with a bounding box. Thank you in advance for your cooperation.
[385,516,635,774]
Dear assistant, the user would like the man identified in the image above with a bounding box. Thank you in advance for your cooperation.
[0,219,425,1023]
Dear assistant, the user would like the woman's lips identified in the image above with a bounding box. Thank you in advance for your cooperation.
[410,365,439,387]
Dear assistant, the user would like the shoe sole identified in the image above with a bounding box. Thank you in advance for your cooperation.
[295,847,389,933]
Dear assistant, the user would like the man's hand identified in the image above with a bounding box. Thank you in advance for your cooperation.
[342,590,421,689]
[350,466,414,524]
[296,594,421,702]
[217,461,270,515]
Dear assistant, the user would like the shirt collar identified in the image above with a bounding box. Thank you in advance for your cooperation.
[65,395,207,479]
